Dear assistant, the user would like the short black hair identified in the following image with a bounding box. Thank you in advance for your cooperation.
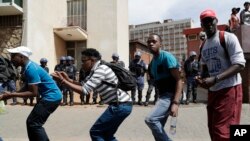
[81,48,101,60]
[149,33,162,42]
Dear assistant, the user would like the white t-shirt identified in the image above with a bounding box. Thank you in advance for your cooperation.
[201,31,246,91]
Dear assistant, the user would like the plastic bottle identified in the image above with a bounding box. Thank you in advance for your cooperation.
[169,116,177,135]
[0,100,7,114]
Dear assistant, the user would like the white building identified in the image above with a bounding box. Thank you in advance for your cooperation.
[0,0,129,70]
[129,19,193,61]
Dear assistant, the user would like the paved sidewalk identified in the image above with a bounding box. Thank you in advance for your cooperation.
[1,103,250,141]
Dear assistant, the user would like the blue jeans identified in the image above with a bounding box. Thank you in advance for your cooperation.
[145,93,173,141]
[26,99,61,141]
[90,102,133,141]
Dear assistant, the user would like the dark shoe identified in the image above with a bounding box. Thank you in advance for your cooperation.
[193,100,197,103]
[186,100,189,105]
[137,101,143,105]
[99,101,104,105]
[70,102,74,106]
[144,102,149,106]
[61,102,67,106]
[11,102,17,105]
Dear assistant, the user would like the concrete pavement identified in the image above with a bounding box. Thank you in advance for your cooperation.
[1,86,250,141]
[0,101,250,141]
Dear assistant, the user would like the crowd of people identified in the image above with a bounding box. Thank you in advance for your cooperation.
[0,2,249,141]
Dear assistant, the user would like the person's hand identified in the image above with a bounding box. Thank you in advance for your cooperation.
[170,104,179,117]
[199,76,216,89]
[51,72,62,82]
[0,91,12,100]
[195,76,203,85]
[57,71,70,81]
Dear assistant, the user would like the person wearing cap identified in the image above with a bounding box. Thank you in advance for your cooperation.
[54,56,66,105]
[197,9,245,141]
[110,53,125,68]
[183,51,199,104]
[129,51,147,105]
[199,31,207,41]
[240,1,250,25]
[230,7,241,32]
[63,56,77,106]
[145,33,182,141]
[0,46,62,141]
[52,48,132,141]
[40,58,49,73]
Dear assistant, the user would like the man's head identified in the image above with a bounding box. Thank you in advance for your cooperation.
[81,48,101,72]
[244,1,250,8]
[112,53,119,61]
[66,56,74,65]
[199,31,206,41]
[200,9,218,38]
[147,33,162,55]
[134,51,141,61]
[189,51,197,60]
[40,58,48,66]
[232,7,240,14]
[59,56,66,64]
[7,46,32,67]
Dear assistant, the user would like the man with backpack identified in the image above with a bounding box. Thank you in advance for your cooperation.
[197,10,245,141]
[52,48,133,141]
[145,33,183,141]
[129,51,147,105]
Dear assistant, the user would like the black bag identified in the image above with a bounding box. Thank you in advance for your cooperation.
[0,56,17,82]
[101,60,136,91]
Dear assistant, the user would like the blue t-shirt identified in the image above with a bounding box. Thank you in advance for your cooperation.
[24,61,62,101]
[150,50,179,81]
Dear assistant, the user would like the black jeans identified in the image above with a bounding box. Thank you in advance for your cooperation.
[26,99,61,141]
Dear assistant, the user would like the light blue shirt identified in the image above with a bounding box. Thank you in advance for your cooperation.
[24,61,62,101]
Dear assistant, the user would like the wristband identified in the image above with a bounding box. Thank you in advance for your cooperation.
[172,100,179,105]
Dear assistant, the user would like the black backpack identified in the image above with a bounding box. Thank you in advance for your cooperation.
[101,60,136,91]
[0,56,17,82]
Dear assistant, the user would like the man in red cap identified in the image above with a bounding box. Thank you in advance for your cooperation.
[197,9,246,141]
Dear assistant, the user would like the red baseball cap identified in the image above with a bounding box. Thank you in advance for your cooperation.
[200,9,217,20]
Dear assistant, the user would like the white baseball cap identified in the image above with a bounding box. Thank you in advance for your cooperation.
[7,46,32,58]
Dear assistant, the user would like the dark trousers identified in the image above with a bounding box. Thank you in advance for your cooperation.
[63,87,74,104]
[186,77,197,102]
[26,99,60,141]
[145,83,159,103]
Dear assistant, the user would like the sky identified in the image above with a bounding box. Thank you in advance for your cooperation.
[128,0,247,27]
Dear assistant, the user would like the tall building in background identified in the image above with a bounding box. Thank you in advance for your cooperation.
[129,19,193,61]
[0,0,129,70]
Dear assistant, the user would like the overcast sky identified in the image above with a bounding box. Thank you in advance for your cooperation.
[128,0,247,27]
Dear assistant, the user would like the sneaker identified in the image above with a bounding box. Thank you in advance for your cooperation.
[144,102,149,106]
[137,101,143,105]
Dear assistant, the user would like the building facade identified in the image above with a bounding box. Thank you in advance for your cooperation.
[129,19,193,61]
[0,0,129,70]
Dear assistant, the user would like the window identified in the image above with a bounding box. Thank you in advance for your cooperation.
[188,34,197,41]
[67,0,87,30]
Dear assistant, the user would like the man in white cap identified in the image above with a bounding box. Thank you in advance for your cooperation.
[183,51,199,104]
[0,46,62,141]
